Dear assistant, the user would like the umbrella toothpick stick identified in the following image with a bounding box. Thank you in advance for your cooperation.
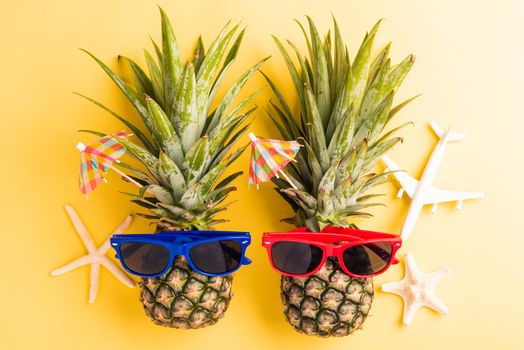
[107,162,143,188]
[278,169,298,190]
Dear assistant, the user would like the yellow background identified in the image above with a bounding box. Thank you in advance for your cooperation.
[1,0,523,349]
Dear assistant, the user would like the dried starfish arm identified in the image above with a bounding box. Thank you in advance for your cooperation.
[89,262,101,303]
[50,255,93,275]
[100,256,135,288]
[64,204,97,253]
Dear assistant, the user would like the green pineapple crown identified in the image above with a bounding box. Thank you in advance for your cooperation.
[263,17,416,232]
[79,7,267,230]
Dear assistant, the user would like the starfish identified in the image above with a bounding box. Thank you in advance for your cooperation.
[51,204,136,303]
[381,253,450,325]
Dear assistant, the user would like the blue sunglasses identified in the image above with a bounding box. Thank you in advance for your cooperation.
[110,230,252,277]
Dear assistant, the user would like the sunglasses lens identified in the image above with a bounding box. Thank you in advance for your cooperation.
[342,243,393,276]
[271,242,323,275]
[120,242,170,276]
[189,240,242,274]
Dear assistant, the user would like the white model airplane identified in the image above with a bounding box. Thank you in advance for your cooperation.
[382,121,485,241]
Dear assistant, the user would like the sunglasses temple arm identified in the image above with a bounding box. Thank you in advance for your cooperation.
[242,256,252,265]
[392,257,399,264]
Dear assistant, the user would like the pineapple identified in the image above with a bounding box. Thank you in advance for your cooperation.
[80,8,266,329]
[263,17,415,336]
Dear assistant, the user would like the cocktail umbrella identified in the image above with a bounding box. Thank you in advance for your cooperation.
[78,131,141,197]
[248,132,301,189]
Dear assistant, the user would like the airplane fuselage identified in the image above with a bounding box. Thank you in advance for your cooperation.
[400,134,449,239]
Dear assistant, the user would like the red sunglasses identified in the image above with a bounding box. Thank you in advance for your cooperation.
[262,226,402,278]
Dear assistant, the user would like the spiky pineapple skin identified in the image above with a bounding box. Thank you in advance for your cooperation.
[280,258,373,337]
[139,256,233,329]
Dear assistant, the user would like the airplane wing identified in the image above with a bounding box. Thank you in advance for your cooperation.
[381,155,419,198]
[422,188,485,205]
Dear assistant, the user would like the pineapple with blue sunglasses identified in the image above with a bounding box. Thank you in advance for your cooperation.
[80,7,263,329]
[111,231,251,277]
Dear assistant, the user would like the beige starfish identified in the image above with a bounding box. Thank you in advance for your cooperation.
[51,205,136,303]
[381,253,450,325]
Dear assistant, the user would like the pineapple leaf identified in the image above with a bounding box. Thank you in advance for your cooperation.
[387,95,420,122]
[120,56,155,101]
[78,129,104,137]
[81,49,153,133]
[147,184,174,205]
[358,58,391,123]
[298,137,323,194]
[196,22,238,121]
[349,20,381,113]
[281,188,317,217]
[258,70,294,121]
[208,57,269,130]
[269,100,304,139]
[198,161,228,195]
[351,139,368,181]
[116,136,160,180]
[172,63,199,151]
[216,27,245,79]
[208,102,256,157]
[372,121,412,147]
[382,54,415,98]
[317,161,339,215]
[335,144,356,185]
[144,49,164,104]
[117,161,156,185]
[145,96,184,166]
[353,92,393,146]
[183,135,210,185]
[193,35,205,74]
[157,202,191,217]
[149,35,163,67]
[179,182,202,209]
[330,104,356,162]
[272,35,305,115]
[304,84,329,171]
[215,171,243,191]
[267,108,292,140]
[225,142,249,166]
[159,6,183,117]
[212,125,252,169]
[294,18,314,72]
[367,42,391,90]
[158,152,186,200]
[221,58,270,119]
[122,192,160,208]
[366,91,395,143]
[206,60,234,124]
[324,30,334,95]
[357,193,385,202]
[286,40,313,95]
[332,16,348,95]
[74,92,156,153]
[306,16,331,126]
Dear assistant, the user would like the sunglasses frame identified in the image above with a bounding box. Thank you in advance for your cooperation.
[111,230,252,277]
[262,226,401,278]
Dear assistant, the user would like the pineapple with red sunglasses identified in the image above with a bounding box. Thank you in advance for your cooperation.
[260,17,413,337]
[263,227,401,278]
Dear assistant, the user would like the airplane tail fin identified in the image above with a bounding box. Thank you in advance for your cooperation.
[430,120,466,142]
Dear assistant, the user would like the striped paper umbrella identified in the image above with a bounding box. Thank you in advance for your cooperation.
[78,131,138,196]
[248,132,301,189]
